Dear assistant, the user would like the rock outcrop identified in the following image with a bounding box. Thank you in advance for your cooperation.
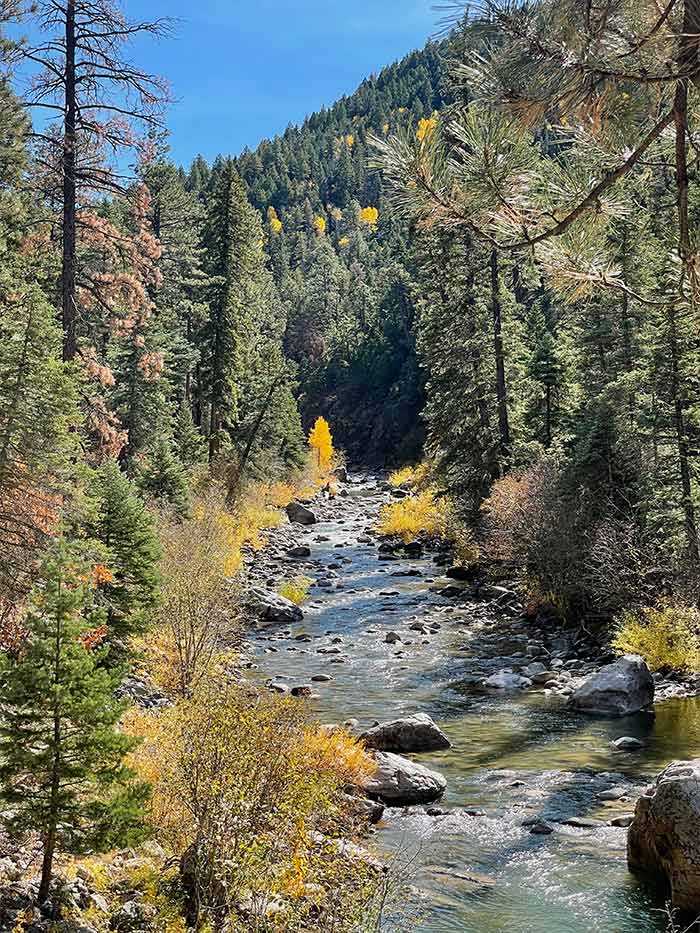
[568,654,654,716]
[360,713,451,753]
[362,751,447,806]
[628,759,700,911]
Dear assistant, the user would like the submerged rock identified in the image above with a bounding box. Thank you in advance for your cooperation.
[613,736,645,751]
[568,654,654,716]
[360,713,451,753]
[286,501,317,525]
[362,751,447,806]
[628,758,700,911]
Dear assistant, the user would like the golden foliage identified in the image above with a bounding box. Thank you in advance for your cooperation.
[308,416,334,475]
[377,488,451,543]
[358,206,379,228]
[278,576,312,606]
[338,236,350,247]
[416,115,438,143]
[267,206,283,234]
[137,484,289,696]
[125,685,377,928]
[313,215,327,235]
[613,605,700,672]
[345,134,355,148]
[388,463,430,489]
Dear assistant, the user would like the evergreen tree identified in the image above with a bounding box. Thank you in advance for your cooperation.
[84,461,161,638]
[0,539,150,903]
[137,438,190,517]
[201,159,266,463]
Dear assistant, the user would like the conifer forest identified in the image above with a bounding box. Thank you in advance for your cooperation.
[2,2,700,932]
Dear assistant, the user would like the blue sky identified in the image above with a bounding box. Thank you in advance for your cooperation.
[126,0,438,167]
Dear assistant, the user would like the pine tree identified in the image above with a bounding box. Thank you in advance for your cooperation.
[0,539,150,903]
[201,159,266,463]
[174,400,207,470]
[137,438,190,517]
[84,461,161,638]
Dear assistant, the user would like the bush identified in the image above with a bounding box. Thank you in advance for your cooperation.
[278,576,312,606]
[377,488,451,543]
[125,684,381,931]
[613,605,700,672]
[387,463,429,489]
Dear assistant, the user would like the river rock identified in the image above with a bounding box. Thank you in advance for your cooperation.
[445,564,478,581]
[286,501,317,525]
[613,736,645,751]
[362,751,447,806]
[360,713,451,753]
[385,631,402,644]
[287,544,311,558]
[333,466,348,482]
[483,671,532,691]
[628,759,700,910]
[290,684,313,697]
[252,588,303,624]
[568,654,654,716]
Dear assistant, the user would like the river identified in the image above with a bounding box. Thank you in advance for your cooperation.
[249,476,700,933]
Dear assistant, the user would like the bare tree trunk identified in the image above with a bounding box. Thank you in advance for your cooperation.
[490,249,510,470]
[61,0,77,362]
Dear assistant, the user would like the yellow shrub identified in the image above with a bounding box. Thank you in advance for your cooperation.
[377,488,452,543]
[125,685,377,928]
[613,605,700,672]
[387,462,430,489]
[278,576,312,606]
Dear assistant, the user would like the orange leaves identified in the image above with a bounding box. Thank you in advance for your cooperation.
[92,564,114,585]
[81,623,109,652]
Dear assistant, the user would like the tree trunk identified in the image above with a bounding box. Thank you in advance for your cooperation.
[61,0,77,363]
[490,249,510,470]
[671,59,700,564]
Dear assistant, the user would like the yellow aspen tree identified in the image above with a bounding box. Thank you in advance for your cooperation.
[308,416,334,473]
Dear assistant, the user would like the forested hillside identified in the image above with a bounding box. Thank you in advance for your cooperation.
[231,42,447,463]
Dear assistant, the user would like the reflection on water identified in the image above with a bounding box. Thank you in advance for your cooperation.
[252,483,700,932]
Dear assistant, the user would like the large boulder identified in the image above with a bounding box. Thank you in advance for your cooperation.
[360,713,451,753]
[286,501,317,525]
[251,587,303,624]
[568,654,654,716]
[362,751,447,806]
[628,759,700,911]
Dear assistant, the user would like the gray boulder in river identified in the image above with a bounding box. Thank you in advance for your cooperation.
[568,654,654,716]
[286,501,317,525]
[251,587,303,624]
[362,751,447,806]
[628,759,700,911]
[360,713,451,753]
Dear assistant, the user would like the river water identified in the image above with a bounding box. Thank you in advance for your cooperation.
[250,477,700,933]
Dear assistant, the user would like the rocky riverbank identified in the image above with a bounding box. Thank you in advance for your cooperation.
[238,472,700,931]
